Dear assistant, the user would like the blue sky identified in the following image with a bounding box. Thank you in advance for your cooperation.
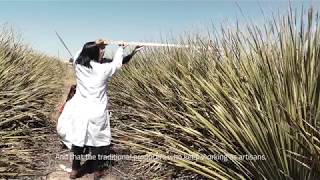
[0,1,319,60]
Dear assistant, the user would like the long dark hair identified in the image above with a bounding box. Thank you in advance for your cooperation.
[75,41,100,68]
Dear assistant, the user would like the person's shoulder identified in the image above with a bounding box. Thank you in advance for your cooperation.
[100,58,113,63]
[90,61,107,70]
[90,61,100,66]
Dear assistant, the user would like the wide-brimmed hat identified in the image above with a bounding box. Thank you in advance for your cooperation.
[95,39,108,45]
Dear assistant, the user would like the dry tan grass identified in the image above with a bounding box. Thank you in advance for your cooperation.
[109,7,320,179]
[0,28,65,177]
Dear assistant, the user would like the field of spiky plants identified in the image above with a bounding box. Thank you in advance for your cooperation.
[110,7,320,179]
[0,6,319,180]
[0,28,65,177]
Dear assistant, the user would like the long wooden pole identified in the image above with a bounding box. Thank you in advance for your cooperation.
[107,40,219,53]
[108,40,190,48]
[55,31,73,58]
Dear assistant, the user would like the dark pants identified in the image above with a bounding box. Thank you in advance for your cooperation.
[71,144,111,171]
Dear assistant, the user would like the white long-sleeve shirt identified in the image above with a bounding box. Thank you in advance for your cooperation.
[57,47,124,148]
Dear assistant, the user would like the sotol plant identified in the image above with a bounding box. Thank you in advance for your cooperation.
[110,7,320,179]
[0,28,65,177]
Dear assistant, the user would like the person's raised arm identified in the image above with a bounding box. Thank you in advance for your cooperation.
[110,46,124,70]
[105,44,125,77]
[122,45,144,64]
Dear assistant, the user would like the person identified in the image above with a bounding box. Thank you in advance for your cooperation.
[60,40,142,115]
[57,39,143,179]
